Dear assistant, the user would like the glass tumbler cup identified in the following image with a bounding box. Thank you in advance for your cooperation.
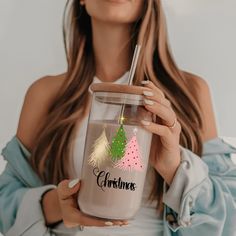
[78,83,153,220]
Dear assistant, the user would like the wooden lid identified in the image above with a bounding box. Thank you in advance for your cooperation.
[90,83,145,95]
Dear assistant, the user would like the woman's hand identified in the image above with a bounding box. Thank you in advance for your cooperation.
[57,179,128,228]
[140,80,182,185]
[42,179,128,228]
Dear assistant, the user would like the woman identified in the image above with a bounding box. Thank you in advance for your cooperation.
[1,0,236,235]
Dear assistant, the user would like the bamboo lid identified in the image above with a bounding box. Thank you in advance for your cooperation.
[90,83,147,106]
[90,83,146,95]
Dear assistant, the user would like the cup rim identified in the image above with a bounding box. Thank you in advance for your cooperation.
[90,83,148,96]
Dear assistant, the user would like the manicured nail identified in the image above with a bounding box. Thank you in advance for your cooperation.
[144,99,154,105]
[105,221,114,226]
[68,178,79,188]
[141,120,151,126]
[116,221,123,225]
[143,90,154,96]
[141,80,150,84]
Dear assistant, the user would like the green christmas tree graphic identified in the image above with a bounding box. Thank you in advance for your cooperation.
[110,124,127,161]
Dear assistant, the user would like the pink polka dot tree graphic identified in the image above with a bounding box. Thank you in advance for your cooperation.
[115,128,143,172]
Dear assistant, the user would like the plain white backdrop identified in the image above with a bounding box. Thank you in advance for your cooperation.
[0,1,236,235]
[1,0,236,170]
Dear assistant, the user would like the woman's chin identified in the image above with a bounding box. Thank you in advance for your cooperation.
[86,0,143,25]
[93,10,137,25]
[103,0,130,3]
[98,16,134,25]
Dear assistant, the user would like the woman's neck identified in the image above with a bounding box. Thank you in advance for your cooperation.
[91,19,133,82]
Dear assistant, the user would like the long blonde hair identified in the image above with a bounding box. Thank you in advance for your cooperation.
[30,0,203,210]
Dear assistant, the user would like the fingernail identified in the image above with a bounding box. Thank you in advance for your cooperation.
[120,221,129,226]
[141,80,149,84]
[143,90,154,97]
[144,99,154,105]
[141,120,151,126]
[116,221,123,225]
[105,221,114,226]
[68,178,79,188]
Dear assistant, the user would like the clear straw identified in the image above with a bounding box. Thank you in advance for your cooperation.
[119,44,142,124]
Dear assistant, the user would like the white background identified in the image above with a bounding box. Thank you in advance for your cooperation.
[0,1,236,233]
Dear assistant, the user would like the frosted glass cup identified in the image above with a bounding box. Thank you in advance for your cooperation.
[78,83,153,220]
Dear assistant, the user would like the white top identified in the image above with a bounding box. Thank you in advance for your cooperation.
[66,72,164,236]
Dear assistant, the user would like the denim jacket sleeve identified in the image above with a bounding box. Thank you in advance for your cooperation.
[0,136,56,236]
[162,138,236,236]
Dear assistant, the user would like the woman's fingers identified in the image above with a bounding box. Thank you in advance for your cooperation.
[141,80,165,99]
[141,81,176,127]
[143,99,176,128]
[63,206,127,228]
[143,91,171,108]
[77,211,128,227]
[137,106,153,122]
[57,179,80,200]
[141,118,181,139]
[57,179,129,228]
[141,81,171,108]
[141,120,172,142]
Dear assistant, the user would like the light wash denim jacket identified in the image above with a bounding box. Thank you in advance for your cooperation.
[0,136,236,236]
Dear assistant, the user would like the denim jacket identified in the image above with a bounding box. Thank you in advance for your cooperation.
[0,136,236,236]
